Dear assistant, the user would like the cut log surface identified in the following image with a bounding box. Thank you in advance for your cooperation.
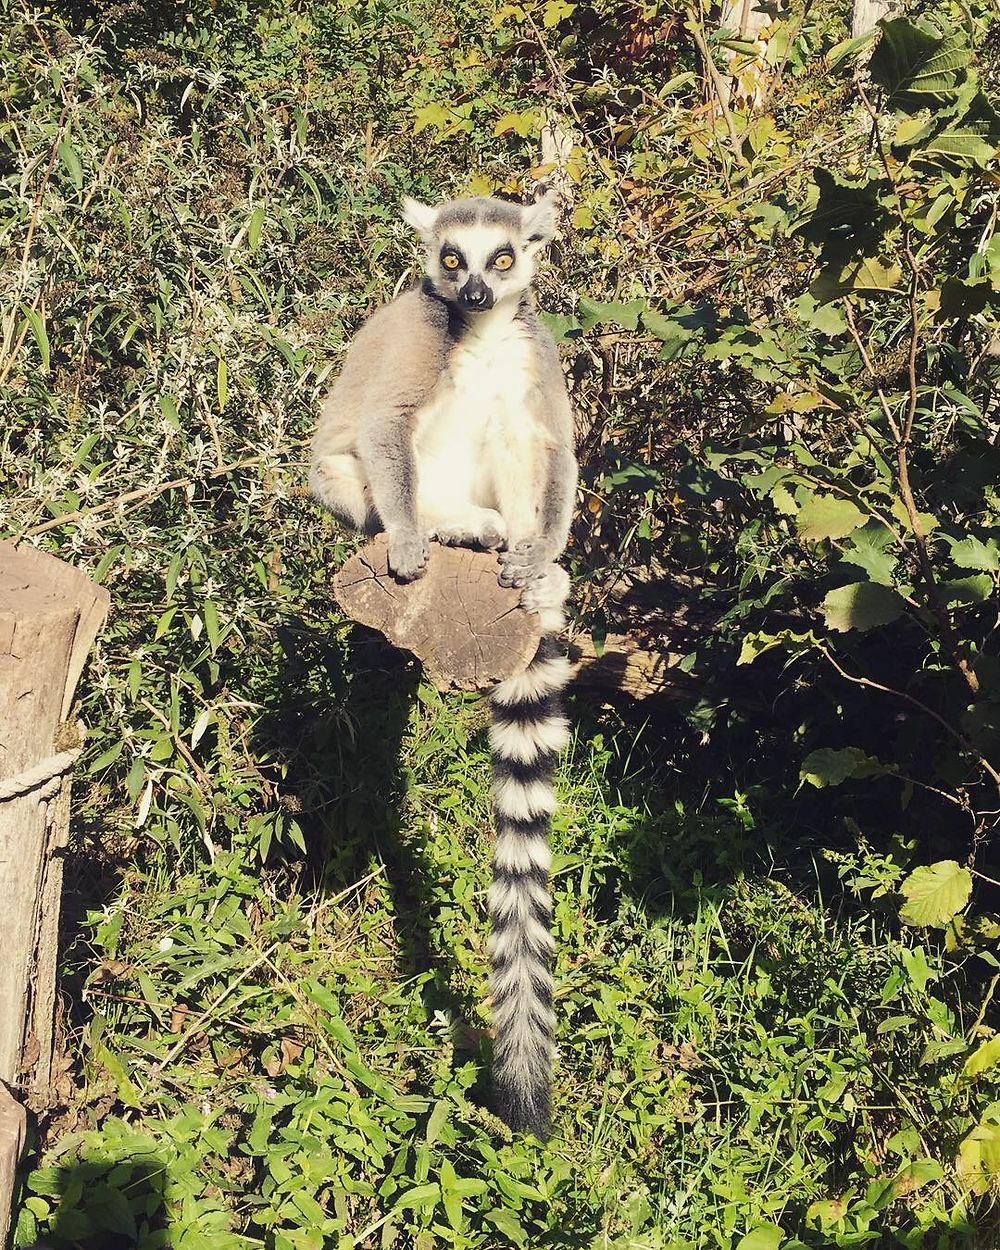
[333,535,542,691]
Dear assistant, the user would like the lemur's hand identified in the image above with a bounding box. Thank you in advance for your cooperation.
[387,527,430,581]
[498,537,556,589]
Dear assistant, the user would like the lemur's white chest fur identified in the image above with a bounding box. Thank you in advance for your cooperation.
[414,308,546,540]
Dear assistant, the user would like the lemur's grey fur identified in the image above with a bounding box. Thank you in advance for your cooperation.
[310,193,578,1137]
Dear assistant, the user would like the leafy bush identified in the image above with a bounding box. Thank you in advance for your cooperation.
[3,0,1000,1245]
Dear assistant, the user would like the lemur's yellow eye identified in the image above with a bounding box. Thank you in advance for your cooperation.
[493,252,514,271]
[441,252,461,270]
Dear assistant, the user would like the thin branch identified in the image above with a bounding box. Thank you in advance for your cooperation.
[818,646,1000,788]
[11,455,271,540]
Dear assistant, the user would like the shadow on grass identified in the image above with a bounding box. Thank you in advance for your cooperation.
[256,617,455,986]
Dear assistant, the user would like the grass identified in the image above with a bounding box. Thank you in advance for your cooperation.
[3,0,1000,1245]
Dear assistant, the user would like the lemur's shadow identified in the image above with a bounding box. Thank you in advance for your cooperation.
[256,616,446,990]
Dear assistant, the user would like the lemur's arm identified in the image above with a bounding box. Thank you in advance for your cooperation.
[499,329,577,589]
[356,409,429,581]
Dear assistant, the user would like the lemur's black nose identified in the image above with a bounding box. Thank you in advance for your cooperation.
[459,276,494,310]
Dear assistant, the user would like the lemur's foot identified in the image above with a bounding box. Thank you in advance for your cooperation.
[387,528,430,581]
[433,510,507,551]
[498,537,555,589]
[520,564,571,615]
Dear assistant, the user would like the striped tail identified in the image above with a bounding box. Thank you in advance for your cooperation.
[488,633,571,1136]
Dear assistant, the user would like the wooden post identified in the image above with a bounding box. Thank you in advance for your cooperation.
[0,541,109,1245]
[852,0,891,38]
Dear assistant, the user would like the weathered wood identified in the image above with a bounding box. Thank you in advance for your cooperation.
[333,535,542,691]
[569,633,692,702]
[852,0,891,38]
[0,541,110,1101]
[0,1085,26,1250]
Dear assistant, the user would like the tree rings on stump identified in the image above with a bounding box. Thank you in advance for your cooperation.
[333,535,542,691]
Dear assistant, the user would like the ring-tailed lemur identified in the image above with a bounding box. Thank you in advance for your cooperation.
[310,192,578,1136]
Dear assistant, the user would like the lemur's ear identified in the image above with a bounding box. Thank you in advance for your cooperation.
[521,191,558,251]
[401,197,438,243]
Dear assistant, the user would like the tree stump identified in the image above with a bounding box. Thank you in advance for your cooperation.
[333,535,543,691]
[0,541,109,1245]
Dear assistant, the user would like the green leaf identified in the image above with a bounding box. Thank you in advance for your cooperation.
[737,629,820,666]
[425,1099,449,1145]
[800,747,886,789]
[796,494,867,542]
[248,205,265,251]
[792,169,891,252]
[21,304,50,371]
[942,575,993,606]
[812,257,903,302]
[577,297,643,332]
[821,582,906,632]
[950,536,1000,572]
[841,525,897,585]
[939,277,997,318]
[899,860,972,927]
[869,20,969,109]
[736,1225,784,1250]
[825,28,878,71]
[924,91,1000,164]
[203,599,221,652]
[957,1118,1000,1194]
[58,135,84,190]
[392,1182,440,1211]
[964,1036,1000,1078]
[217,356,228,411]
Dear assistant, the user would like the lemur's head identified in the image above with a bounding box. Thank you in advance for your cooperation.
[401,192,557,313]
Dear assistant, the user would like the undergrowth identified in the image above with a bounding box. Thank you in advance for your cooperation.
[2,0,1000,1245]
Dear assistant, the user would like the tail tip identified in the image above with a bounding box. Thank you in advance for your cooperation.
[494,1080,551,1140]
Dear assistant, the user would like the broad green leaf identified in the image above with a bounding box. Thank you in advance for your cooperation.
[964,1036,1000,1078]
[735,1225,784,1250]
[812,257,902,302]
[494,109,541,137]
[841,526,898,585]
[957,1119,1000,1194]
[822,582,906,632]
[890,1158,943,1196]
[901,945,937,992]
[792,169,890,250]
[392,1182,440,1211]
[869,20,969,108]
[923,91,1000,165]
[577,297,643,332]
[796,494,867,542]
[942,575,993,605]
[737,629,820,665]
[800,747,886,789]
[900,860,972,927]
[950,536,1000,572]
[939,277,996,318]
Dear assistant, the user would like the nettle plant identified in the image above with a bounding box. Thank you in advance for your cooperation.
[705,17,1000,843]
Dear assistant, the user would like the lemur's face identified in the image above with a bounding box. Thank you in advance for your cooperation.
[402,194,557,314]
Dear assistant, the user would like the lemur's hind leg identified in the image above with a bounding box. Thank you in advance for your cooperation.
[310,452,378,534]
[429,508,508,551]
